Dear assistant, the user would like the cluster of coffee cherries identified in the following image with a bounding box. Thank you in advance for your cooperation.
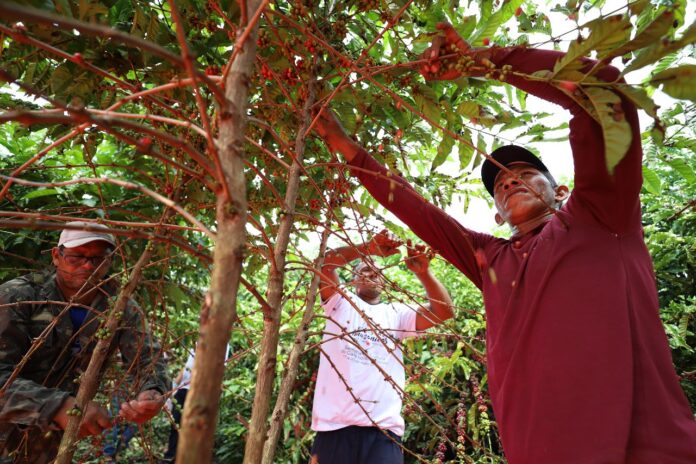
[308,199,322,211]
[434,440,447,462]
[454,398,471,457]
[496,63,514,81]
[94,326,112,340]
[358,0,381,12]
[257,28,270,48]
[205,65,221,76]
[333,17,348,38]
[471,374,488,413]
[260,63,274,82]
[66,406,82,417]
[447,52,478,74]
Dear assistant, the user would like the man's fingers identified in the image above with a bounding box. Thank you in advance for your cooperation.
[436,22,462,44]
[81,420,100,437]
[96,412,113,430]
[377,230,401,246]
[310,106,334,136]
[132,399,162,413]
[429,36,443,60]
[119,401,137,420]
[116,398,163,424]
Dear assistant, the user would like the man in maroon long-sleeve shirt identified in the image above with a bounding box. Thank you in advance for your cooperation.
[313,23,696,464]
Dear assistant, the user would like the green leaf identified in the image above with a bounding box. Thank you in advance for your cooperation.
[650,52,680,76]
[623,20,696,75]
[147,9,169,44]
[53,0,73,17]
[432,135,455,171]
[352,202,373,219]
[678,314,690,341]
[23,62,37,85]
[455,16,478,41]
[629,0,650,15]
[650,65,696,102]
[591,17,633,58]
[458,129,474,170]
[164,283,188,314]
[456,101,480,120]
[582,87,632,174]
[468,403,479,440]
[603,10,674,59]
[650,124,665,145]
[665,157,695,184]
[472,132,486,170]
[22,188,61,200]
[471,0,523,45]
[414,93,441,126]
[50,63,74,97]
[612,84,658,118]
[516,87,527,110]
[553,15,632,77]
[78,0,108,21]
[642,166,661,194]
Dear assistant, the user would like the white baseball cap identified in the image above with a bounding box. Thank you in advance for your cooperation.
[58,221,116,248]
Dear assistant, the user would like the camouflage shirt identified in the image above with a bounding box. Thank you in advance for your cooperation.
[0,271,170,463]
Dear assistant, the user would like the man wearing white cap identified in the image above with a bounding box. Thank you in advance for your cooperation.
[0,222,169,463]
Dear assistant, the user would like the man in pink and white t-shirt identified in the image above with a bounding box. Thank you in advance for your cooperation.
[310,231,454,464]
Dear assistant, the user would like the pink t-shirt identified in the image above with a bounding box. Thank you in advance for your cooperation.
[311,289,418,436]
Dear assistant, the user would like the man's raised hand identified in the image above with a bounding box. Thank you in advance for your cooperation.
[312,107,348,150]
[367,229,402,257]
[118,389,165,425]
[420,23,469,80]
[53,397,113,438]
[419,22,498,82]
[405,241,433,276]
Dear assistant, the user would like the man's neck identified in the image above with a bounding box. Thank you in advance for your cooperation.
[359,295,381,305]
[509,212,554,237]
[56,277,99,306]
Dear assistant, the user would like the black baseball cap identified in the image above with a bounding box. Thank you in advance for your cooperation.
[481,145,554,197]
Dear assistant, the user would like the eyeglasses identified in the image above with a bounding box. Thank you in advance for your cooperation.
[59,248,112,267]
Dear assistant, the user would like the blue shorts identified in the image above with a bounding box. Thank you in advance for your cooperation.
[310,426,403,464]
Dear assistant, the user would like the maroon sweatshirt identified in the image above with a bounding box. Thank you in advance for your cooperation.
[347,47,696,463]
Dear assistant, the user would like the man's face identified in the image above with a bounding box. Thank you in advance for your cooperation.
[352,262,384,302]
[51,241,113,294]
[493,163,559,226]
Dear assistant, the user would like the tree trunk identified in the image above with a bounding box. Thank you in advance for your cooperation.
[176,1,261,461]
[242,68,318,464]
[55,244,154,463]
[261,229,329,464]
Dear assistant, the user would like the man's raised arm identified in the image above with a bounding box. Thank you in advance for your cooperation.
[422,23,643,232]
[319,230,401,302]
[313,111,494,289]
[404,243,454,330]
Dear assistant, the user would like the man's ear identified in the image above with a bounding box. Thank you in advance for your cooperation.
[494,212,505,226]
[51,247,60,267]
[554,185,570,203]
